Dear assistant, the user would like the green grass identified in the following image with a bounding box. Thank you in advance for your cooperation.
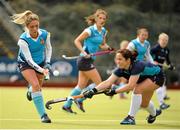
[0,87,180,129]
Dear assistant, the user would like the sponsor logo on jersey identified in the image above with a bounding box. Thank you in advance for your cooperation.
[40,38,44,44]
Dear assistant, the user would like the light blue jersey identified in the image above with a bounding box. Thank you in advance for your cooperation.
[131,39,151,61]
[82,24,107,59]
[18,29,48,64]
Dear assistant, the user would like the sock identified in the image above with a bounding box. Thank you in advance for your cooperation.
[77,83,96,103]
[128,93,142,117]
[145,100,156,116]
[32,91,45,118]
[162,85,167,98]
[64,86,82,107]
[156,87,164,105]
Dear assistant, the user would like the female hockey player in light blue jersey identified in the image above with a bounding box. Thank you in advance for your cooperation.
[12,10,52,123]
[62,9,113,113]
[127,28,154,63]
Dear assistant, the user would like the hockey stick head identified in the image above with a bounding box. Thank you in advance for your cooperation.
[45,97,68,110]
[62,54,80,60]
[45,100,53,110]
[62,55,67,59]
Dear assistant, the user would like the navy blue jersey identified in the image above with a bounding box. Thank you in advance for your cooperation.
[113,61,161,79]
[150,44,171,65]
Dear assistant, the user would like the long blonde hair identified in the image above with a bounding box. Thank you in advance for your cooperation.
[85,9,107,26]
[11,10,39,26]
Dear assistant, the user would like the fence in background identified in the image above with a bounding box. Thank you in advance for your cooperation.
[0,58,78,87]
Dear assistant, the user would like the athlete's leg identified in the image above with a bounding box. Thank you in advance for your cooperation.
[22,69,51,123]
[121,79,157,125]
[140,81,161,124]
[156,86,170,110]
[63,71,89,113]
[75,68,102,112]
[156,87,164,105]
[84,68,102,85]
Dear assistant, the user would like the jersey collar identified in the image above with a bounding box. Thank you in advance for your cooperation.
[93,24,103,33]
[137,37,145,44]
[26,29,42,38]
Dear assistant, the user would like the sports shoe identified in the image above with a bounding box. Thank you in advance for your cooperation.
[62,106,77,114]
[160,103,170,110]
[41,114,51,123]
[74,100,85,112]
[26,91,32,101]
[147,109,162,124]
[120,115,136,125]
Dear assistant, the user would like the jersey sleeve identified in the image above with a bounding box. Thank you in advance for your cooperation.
[145,44,154,63]
[45,32,52,63]
[165,48,171,65]
[131,61,145,75]
[18,39,44,73]
[113,68,124,77]
[84,28,91,36]
[127,42,135,51]
[150,46,156,59]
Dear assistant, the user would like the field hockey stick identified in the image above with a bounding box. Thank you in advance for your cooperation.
[44,63,52,80]
[45,89,109,110]
[62,50,115,60]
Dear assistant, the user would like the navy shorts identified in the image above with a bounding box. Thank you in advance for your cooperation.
[17,61,45,74]
[77,57,95,71]
[137,70,165,86]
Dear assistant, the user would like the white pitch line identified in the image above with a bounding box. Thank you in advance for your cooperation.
[1,129,180,130]
[0,129,180,130]
[0,118,180,123]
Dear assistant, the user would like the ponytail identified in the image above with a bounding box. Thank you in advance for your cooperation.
[85,14,96,26]
[11,10,39,26]
[130,50,138,62]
